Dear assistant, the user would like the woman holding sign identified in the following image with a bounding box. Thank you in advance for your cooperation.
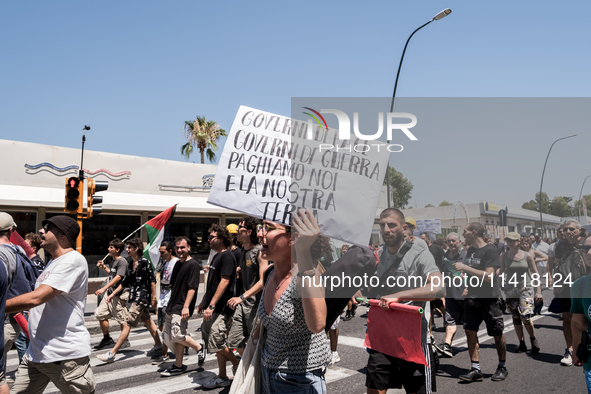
[254,208,331,394]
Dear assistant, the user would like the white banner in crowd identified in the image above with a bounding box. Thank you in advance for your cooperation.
[413,218,442,235]
[208,105,390,246]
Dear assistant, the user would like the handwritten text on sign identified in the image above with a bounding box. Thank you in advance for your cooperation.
[207,106,390,245]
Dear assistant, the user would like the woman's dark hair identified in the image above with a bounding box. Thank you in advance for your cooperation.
[519,236,532,251]
[241,216,261,245]
[209,224,231,248]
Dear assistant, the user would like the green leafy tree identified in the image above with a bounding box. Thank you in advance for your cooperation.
[522,192,550,213]
[181,116,227,164]
[439,201,453,207]
[383,167,413,209]
[425,203,435,208]
[549,196,571,217]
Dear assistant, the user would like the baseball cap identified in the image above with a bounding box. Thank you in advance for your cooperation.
[505,232,521,241]
[42,216,80,249]
[0,212,17,231]
[405,217,417,228]
[226,223,238,234]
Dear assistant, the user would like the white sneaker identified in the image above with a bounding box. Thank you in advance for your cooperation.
[561,348,573,366]
[332,351,341,364]
[97,351,116,363]
[202,375,232,389]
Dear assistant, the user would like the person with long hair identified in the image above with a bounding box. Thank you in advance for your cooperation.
[255,209,331,393]
[500,233,542,354]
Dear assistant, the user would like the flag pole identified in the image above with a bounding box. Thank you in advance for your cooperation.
[99,224,146,262]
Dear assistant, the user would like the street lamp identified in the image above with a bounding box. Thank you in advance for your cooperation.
[538,134,577,236]
[578,175,591,221]
[386,8,452,208]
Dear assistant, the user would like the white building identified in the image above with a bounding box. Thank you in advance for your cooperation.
[399,201,561,240]
[1,139,243,276]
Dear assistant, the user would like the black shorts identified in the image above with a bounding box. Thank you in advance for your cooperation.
[463,297,505,337]
[558,297,572,313]
[444,299,464,327]
[366,346,436,393]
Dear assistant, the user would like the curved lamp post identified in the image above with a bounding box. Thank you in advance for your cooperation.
[539,134,577,235]
[578,175,591,221]
[386,8,452,208]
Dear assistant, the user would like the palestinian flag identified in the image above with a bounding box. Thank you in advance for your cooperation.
[143,204,177,269]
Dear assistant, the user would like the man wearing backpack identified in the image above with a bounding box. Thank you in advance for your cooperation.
[5,215,95,394]
[553,219,587,366]
[0,212,38,393]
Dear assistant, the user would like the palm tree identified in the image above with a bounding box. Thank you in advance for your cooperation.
[181,116,227,164]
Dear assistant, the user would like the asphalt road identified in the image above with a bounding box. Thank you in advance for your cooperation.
[5,287,586,393]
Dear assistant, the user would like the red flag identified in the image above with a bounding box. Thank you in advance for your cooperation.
[10,231,35,258]
[363,300,427,365]
[14,313,29,339]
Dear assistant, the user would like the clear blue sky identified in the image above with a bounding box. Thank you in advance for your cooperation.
[2,1,590,208]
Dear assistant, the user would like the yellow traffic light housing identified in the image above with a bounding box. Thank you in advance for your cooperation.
[64,177,83,214]
[87,178,108,218]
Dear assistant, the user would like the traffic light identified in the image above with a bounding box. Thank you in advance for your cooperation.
[87,179,108,218]
[64,177,83,214]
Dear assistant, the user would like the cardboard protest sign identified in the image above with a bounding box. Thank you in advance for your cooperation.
[207,105,390,246]
[414,218,441,235]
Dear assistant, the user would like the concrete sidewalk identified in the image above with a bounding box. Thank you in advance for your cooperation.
[84,282,206,335]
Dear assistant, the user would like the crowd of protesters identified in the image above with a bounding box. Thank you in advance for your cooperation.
[1,209,591,393]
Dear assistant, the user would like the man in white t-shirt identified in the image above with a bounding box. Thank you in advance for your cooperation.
[6,215,95,394]
[533,234,550,254]
[152,241,179,364]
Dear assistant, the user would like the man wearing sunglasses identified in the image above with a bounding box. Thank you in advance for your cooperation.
[552,220,587,366]
[227,217,269,358]
[198,225,239,389]
[6,215,95,394]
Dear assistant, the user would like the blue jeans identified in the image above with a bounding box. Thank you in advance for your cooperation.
[261,364,326,394]
[585,369,591,394]
[15,311,29,364]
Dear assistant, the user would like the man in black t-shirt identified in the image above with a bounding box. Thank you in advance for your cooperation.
[198,225,239,389]
[453,222,507,383]
[160,236,205,377]
[227,217,268,356]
